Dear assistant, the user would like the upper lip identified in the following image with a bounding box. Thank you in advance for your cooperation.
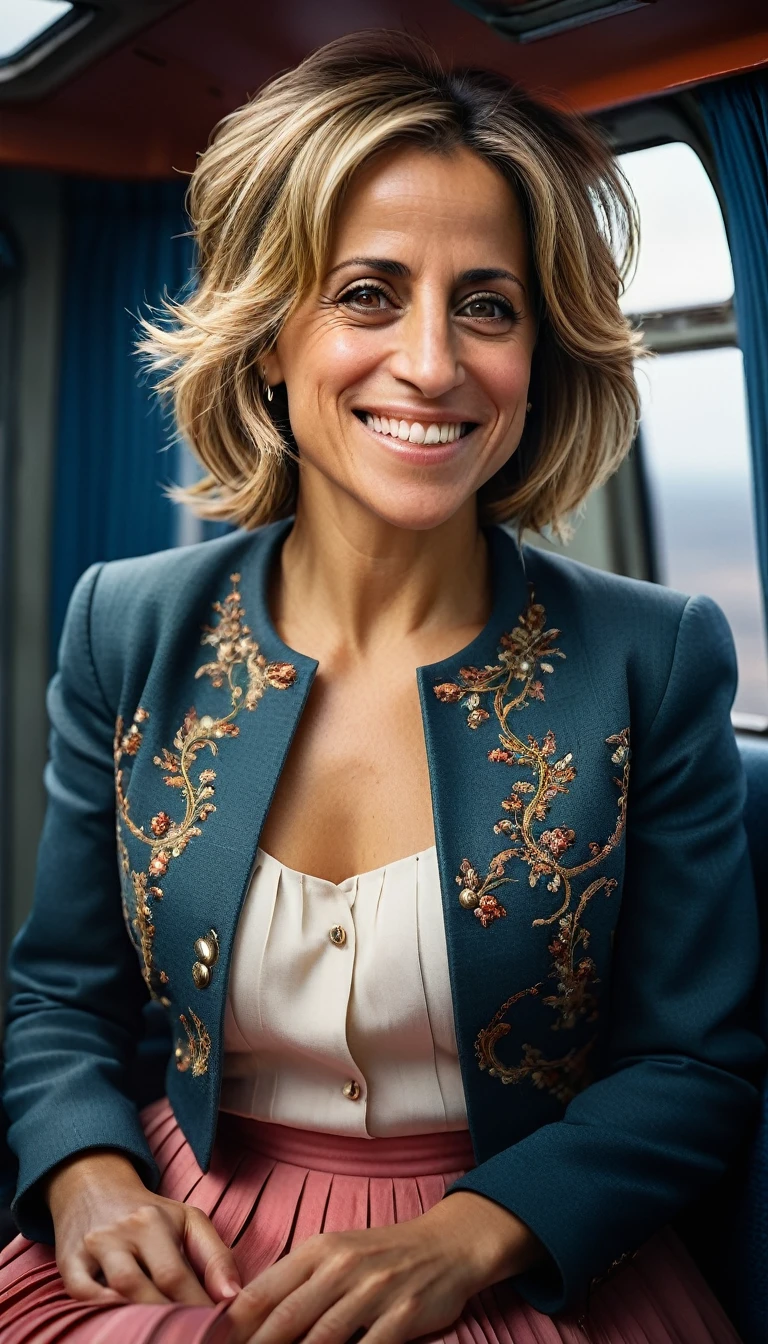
[354,406,479,424]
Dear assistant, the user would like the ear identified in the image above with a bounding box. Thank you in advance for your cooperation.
[260,349,284,388]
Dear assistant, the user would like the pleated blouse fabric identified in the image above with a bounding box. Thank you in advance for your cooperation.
[220,845,469,1137]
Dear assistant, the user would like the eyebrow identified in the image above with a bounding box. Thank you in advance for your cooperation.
[326,257,527,294]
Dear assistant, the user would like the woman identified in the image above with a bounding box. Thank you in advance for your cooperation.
[0,29,762,1344]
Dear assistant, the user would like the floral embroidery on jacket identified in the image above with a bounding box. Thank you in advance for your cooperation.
[474,876,616,1102]
[434,589,630,1102]
[174,1008,211,1077]
[114,573,297,1022]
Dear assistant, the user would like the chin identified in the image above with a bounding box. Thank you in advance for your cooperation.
[353,482,478,533]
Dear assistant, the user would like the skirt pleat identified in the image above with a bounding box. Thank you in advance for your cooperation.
[234,1162,309,1280]
[0,1097,742,1343]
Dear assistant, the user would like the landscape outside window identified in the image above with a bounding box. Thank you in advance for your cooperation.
[620,140,768,720]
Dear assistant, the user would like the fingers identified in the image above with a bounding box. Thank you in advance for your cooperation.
[140,1226,214,1307]
[59,1252,126,1305]
[185,1206,242,1302]
[92,1245,172,1305]
[244,1267,348,1344]
[225,1251,318,1343]
[82,1205,216,1306]
[361,1301,421,1344]
[280,1282,374,1344]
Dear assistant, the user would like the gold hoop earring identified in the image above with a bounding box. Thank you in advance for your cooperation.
[260,366,274,402]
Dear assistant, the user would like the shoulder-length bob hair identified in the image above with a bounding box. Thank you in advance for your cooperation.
[142,29,642,535]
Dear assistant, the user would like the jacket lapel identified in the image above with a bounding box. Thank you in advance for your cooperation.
[115,521,317,1168]
[418,526,600,1157]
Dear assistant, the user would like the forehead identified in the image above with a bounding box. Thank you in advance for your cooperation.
[328,143,528,270]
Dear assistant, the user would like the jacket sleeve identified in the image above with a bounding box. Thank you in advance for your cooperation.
[449,594,765,1313]
[2,564,157,1243]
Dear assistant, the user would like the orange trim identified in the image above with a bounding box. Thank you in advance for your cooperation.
[1,15,767,176]
[570,29,768,111]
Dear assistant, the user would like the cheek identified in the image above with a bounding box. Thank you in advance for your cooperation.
[476,345,532,416]
[296,325,385,404]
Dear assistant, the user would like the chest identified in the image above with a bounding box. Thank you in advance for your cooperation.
[258,660,435,881]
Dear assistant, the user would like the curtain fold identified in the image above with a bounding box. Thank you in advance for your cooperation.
[699,70,768,1344]
[695,72,768,1344]
[699,73,768,634]
[50,179,196,659]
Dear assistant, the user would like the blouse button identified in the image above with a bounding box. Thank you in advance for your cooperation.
[329,925,347,947]
[342,1079,361,1101]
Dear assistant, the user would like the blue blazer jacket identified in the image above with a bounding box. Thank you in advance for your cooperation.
[2,519,764,1314]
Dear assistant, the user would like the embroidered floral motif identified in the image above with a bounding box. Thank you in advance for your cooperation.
[456,856,510,925]
[474,876,615,1099]
[474,985,594,1103]
[175,1008,211,1077]
[434,595,563,731]
[542,877,617,1029]
[436,594,628,928]
[435,590,630,1102]
[114,573,297,1005]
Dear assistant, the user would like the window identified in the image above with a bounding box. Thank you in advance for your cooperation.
[619,141,768,722]
[0,1,74,64]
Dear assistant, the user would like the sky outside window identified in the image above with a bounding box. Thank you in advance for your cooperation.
[619,142,768,718]
[619,141,734,313]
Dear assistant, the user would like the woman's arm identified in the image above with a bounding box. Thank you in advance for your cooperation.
[2,564,155,1239]
[1,564,240,1304]
[449,593,766,1312]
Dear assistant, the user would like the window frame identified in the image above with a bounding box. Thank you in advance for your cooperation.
[596,95,738,356]
[594,95,767,734]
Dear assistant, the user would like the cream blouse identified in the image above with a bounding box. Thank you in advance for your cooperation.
[220,846,468,1137]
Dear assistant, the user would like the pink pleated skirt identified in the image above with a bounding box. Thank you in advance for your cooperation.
[0,1097,741,1344]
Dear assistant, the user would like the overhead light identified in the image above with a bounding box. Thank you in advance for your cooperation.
[0,1,187,100]
[453,0,655,44]
[0,1,79,64]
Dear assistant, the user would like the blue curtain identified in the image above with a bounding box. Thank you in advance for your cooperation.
[696,73,768,1344]
[50,179,199,658]
[699,73,768,633]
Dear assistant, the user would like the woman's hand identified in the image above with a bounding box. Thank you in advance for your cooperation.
[45,1149,242,1307]
[225,1191,543,1344]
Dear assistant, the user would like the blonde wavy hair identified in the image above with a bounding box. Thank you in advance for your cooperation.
[141,29,642,534]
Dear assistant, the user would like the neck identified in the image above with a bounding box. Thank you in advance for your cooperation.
[273,482,491,662]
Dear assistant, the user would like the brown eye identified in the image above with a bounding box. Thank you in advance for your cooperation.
[339,283,392,312]
[457,292,519,324]
[465,299,499,318]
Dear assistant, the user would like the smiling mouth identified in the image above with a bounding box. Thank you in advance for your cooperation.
[353,410,478,444]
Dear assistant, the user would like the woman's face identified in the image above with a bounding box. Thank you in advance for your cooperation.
[263,143,537,531]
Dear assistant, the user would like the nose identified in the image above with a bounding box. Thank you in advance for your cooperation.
[387,290,465,399]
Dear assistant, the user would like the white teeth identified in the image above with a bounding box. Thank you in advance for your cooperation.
[360,414,469,443]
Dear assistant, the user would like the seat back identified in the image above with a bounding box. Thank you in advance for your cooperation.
[684,737,768,1344]
[734,737,768,1341]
